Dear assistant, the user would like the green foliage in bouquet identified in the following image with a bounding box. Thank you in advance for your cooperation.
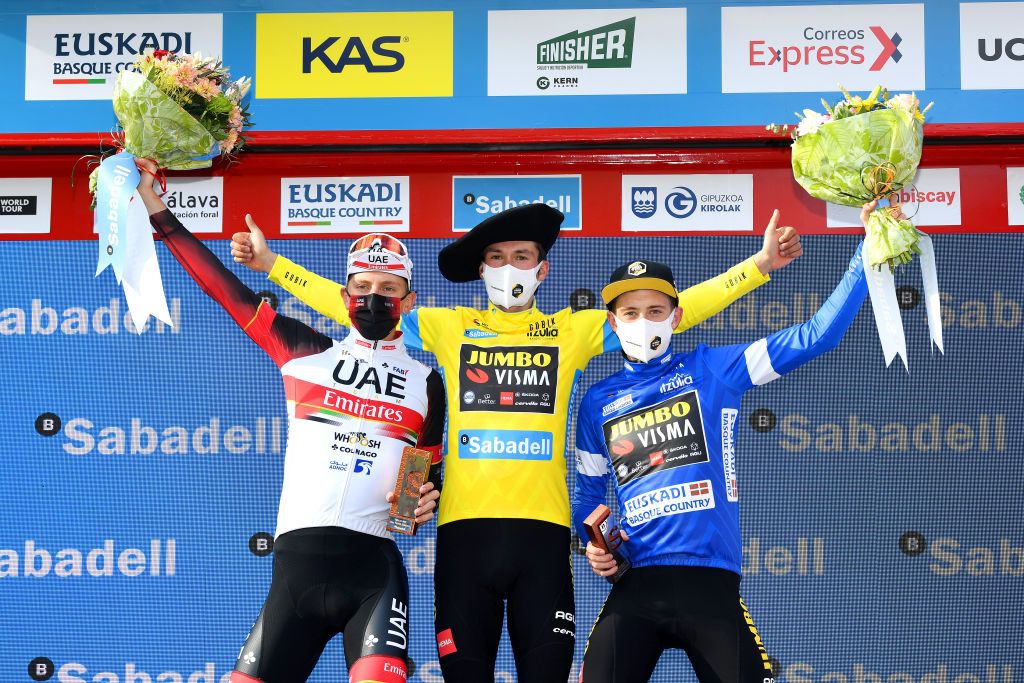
[773,86,933,271]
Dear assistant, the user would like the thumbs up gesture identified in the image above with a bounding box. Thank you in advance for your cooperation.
[231,214,278,273]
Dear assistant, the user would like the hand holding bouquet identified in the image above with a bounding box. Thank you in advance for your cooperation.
[772,86,941,368]
[91,50,251,331]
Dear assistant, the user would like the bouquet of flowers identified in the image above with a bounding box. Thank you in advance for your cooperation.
[90,50,251,204]
[771,86,941,368]
[772,85,931,271]
[91,50,251,332]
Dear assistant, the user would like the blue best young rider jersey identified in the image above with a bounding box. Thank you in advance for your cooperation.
[573,243,868,575]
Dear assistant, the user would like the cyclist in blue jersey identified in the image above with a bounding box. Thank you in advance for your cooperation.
[573,203,884,683]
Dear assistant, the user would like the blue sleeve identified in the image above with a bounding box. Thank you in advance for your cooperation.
[572,392,612,541]
[400,310,423,350]
[704,241,868,392]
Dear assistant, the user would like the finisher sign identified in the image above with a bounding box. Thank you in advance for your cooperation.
[602,391,709,486]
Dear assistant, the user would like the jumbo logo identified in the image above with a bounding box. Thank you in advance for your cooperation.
[256,12,453,99]
[459,345,559,414]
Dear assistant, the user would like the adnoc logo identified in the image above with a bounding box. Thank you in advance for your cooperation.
[256,12,453,99]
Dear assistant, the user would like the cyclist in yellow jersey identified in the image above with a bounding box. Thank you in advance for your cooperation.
[231,203,802,683]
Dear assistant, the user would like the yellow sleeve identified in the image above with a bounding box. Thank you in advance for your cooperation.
[675,256,769,332]
[267,256,350,326]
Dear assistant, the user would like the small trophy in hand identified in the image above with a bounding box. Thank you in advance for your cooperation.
[386,447,432,535]
[583,504,630,584]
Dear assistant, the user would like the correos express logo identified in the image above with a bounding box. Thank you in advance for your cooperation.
[255,12,453,99]
[721,4,925,93]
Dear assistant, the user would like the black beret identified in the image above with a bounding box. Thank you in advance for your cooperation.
[438,203,563,283]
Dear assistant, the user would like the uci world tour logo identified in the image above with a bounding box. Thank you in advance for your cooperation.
[631,187,656,218]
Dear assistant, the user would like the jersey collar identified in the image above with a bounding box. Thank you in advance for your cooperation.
[623,350,675,376]
[343,327,408,357]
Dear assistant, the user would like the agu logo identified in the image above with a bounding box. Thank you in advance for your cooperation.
[256,12,453,99]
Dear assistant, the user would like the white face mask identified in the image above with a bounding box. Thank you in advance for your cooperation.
[482,263,543,308]
[613,315,674,363]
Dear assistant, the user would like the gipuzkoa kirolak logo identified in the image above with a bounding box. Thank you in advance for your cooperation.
[256,12,453,99]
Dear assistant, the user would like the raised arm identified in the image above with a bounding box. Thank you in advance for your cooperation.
[705,240,868,392]
[675,210,803,332]
[136,161,331,365]
[231,217,351,326]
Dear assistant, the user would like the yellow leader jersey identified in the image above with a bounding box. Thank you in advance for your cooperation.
[267,256,768,528]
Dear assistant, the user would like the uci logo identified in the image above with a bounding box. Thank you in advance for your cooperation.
[303,36,406,73]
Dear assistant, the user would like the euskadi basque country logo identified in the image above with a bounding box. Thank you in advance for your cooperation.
[255,12,453,98]
[487,8,686,96]
[24,14,223,100]
[459,344,558,414]
[959,3,1024,90]
[602,391,710,486]
[720,4,925,93]
[280,176,409,234]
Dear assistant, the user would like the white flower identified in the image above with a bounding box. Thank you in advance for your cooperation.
[796,110,831,137]
[886,93,919,113]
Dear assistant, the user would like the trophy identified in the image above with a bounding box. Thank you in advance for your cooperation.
[386,446,432,535]
[583,504,630,584]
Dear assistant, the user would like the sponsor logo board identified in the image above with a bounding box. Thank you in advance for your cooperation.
[163,177,224,234]
[0,178,51,234]
[826,168,961,227]
[255,12,453,99]
[457,429,553,460]
[280,176,409,234]
[459,345,558,414]
[1008,168,1024,225]
[453,176,581,231]
[960,2,1024,90]
[622,479,715,526]
[487,9,686,96]
[25,14,222,100]
[602,391,710,486]
[622,175,754,231]
[721,4,925,92]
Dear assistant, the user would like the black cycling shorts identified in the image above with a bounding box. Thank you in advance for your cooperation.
[434,518,576,683]
[230,526,410,683]
[580,565,774,683]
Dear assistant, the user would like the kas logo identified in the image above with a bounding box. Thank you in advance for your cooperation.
[303,35,405,74]
[256,12,453,99]
[631,187,656,218]
[627,262,646,276]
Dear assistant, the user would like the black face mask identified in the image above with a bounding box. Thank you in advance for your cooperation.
[347,293,403,341]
